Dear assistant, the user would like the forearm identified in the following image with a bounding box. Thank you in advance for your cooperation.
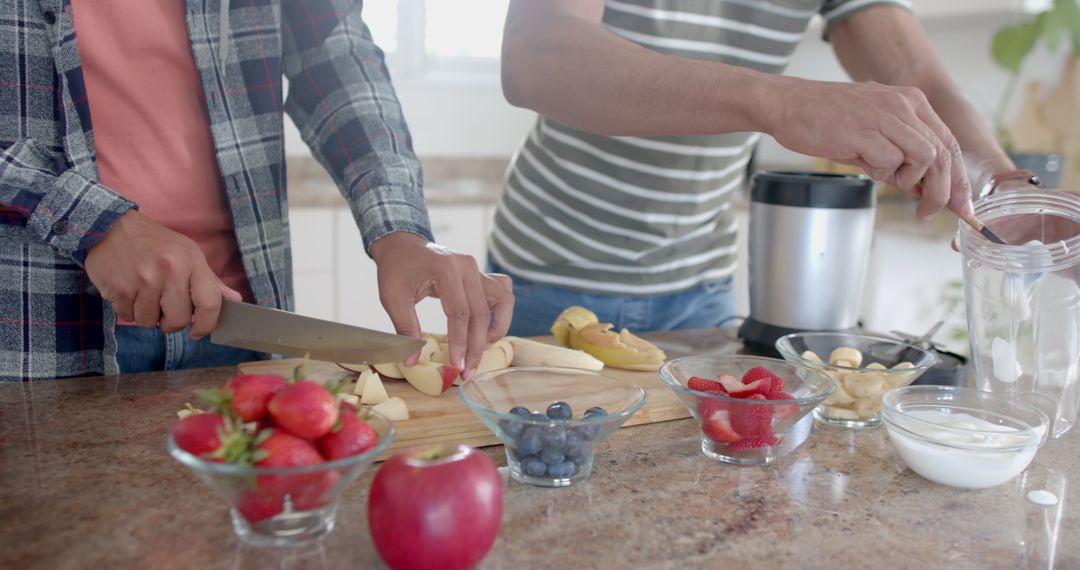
[502,2,780,136]
[830,6,1013,185]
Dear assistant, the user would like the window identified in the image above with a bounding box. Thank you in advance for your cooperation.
[363,0,510,78]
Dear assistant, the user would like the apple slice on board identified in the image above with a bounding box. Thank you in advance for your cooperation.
[360,371,390,405]
[373,397,410,421]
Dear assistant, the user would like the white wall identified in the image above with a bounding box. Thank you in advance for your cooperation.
[285,10,1069,163]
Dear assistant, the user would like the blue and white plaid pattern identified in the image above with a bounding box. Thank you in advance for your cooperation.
[0,0,432,380]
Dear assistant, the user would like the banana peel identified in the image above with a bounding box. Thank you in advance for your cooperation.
[550,306,665,371]
[551,306,599,346]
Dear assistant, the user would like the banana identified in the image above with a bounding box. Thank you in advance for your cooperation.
[571,323,666,371]
[829,347,863,367]
[505,336,604,370]
[550,306,599,346]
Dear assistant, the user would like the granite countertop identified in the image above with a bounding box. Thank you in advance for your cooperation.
[3,330,1076,569]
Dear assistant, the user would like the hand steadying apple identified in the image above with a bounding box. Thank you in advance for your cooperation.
[370,233,515,380]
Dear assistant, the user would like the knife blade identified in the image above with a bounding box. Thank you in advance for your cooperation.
[211,301,425,364]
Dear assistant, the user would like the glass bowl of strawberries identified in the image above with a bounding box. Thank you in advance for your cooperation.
[659,355,834,465]
[167,371,395,547]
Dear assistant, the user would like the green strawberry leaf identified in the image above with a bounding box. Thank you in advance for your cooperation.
[992,21,1040,73]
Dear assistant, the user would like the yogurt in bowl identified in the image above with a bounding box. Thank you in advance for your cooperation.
[882,386,1049,489]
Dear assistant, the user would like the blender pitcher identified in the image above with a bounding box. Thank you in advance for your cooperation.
[958,189,1080,438]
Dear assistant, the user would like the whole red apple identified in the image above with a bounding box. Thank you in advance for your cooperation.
[368,444,502,570]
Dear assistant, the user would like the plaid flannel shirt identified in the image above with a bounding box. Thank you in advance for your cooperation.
[0,0,433,381]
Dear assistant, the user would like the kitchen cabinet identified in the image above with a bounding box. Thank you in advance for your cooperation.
[290,203,496,334]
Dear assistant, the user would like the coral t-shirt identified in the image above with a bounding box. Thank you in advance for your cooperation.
[72,0,251,308]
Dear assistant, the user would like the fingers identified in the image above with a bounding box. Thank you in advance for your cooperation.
[379,287,424,366]
[159,277,194,334]
[132,281,164,328]
[189,265,225,339]
[461,269,492,377]
[219,284,243,302]
[880,119,936,191]
[855,131,905,183]
[437,272,472,373]
[484,274,515,344]
[916,145,951,220]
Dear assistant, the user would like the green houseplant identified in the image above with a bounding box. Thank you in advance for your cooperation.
[991,0,1080,182]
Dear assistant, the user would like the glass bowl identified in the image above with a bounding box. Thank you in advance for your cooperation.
[882,386,1049,489]
[458,367,647,487]
[776,332,938,428]
[167,411,395,547]
[658,355,834,465]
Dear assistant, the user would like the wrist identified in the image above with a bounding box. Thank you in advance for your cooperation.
[746,73,791,136]
[370,231,429,263]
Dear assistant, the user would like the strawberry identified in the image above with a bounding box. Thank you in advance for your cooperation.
[224,373,287,422]
[726,378,774,398]
[701,410,741,443]
[741,366,777,385]
[727,434,778,450]
[765,390,800,418]
[316,406,378,460]
[688,376,725,393]
[729,394,774,439]
[716,374,744,393]
[254,429,326,498]
[170,413,226,459]
[291,471,341,511]
[236,489,284,523]
[696,390,729,419]
[767,376,787,394]
[267,380,339,439]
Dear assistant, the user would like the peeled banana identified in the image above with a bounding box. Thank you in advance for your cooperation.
[505,336,604,370]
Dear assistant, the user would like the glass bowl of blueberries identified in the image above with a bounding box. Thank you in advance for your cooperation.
[458,367,648,487]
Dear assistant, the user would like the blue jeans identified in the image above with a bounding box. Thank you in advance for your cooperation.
[488,260,737,337]
[114,325,267,374]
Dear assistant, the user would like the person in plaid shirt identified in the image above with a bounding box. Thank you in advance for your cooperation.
[0,0,513,381]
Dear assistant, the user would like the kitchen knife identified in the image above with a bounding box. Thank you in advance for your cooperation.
[211,301,426,364]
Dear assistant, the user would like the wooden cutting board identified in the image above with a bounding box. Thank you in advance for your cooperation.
[238,348,690,461]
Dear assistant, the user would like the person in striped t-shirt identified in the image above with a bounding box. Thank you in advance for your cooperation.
[491,0,1028,336]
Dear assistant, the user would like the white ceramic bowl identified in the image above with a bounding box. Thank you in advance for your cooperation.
[882,386,1049,489]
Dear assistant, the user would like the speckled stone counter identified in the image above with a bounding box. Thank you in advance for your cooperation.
[2,330,1077,570]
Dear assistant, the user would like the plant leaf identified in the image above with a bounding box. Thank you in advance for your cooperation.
[1055,0,1080,54]
[1038,9,1066,50]
[992,22,1040,73]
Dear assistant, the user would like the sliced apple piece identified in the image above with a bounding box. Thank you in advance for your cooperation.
[353,368,376,396]
[337,362,372,374]
[372,361,403,380]
[338,393,360,407]
[360,371,390,405]
[372,397,409,421]
[401,361,458,396]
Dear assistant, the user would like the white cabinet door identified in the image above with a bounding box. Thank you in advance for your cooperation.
[334,204,492,334]
[289,208,336,320]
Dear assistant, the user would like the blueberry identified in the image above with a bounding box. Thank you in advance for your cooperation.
[541,424,567,448]
[500,418,525,439]
[509,406,531,417]
[564,430,588,459]
[547,461,576,478]
[570,453,590,466]
[546,401,573,420]
[518,426,543,456]
[530,412,550,422]
[540,447,566,465]
[584,407,608,418]
[573,423,601,441]
[521,456,547,477]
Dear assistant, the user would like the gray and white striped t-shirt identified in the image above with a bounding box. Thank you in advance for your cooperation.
[490,0,910,295]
